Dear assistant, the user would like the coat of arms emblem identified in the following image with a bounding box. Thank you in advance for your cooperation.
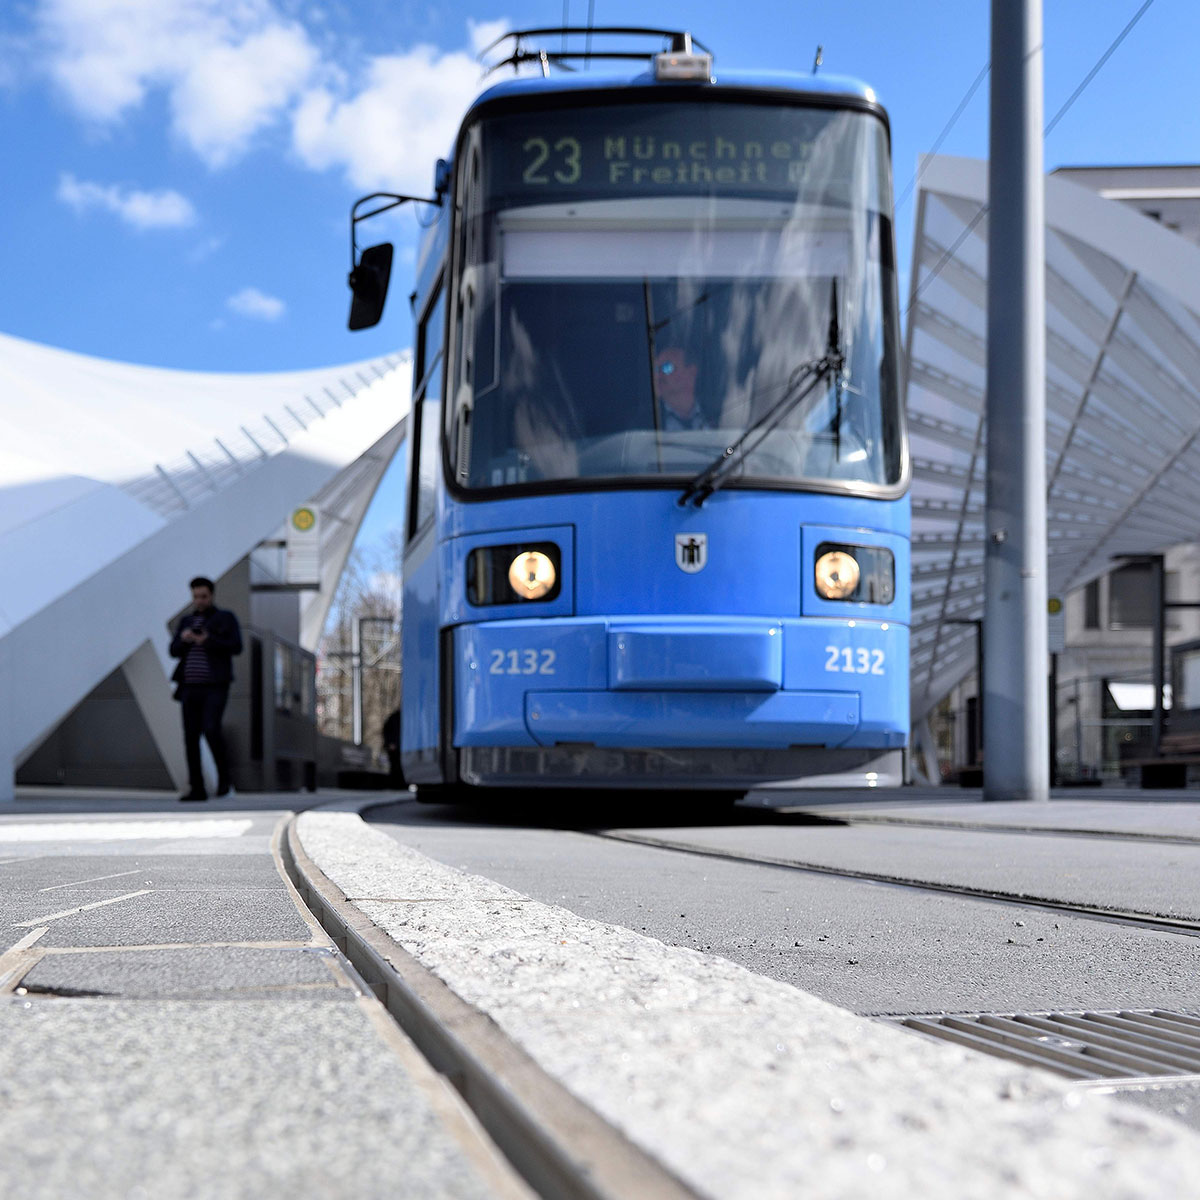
[675,532,708,573]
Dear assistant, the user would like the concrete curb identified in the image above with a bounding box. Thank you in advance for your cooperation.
[280,808,696,1200]
[288,797,1200,1200]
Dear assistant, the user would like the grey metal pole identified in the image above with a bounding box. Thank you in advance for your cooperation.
[1049,651,1058,785]
[1080,681,1089,772]
[352,618,363,746]
[983,0,1049,801]
[1151,555,1165,757]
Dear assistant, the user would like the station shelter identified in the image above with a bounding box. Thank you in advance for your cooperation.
[0,335,410,801]
[907,158,1200,783]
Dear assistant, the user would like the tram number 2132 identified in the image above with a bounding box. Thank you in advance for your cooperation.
[824,646,886,676]
[489,649,558,676]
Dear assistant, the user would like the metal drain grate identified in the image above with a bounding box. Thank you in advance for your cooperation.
[896,1010,1200,1081]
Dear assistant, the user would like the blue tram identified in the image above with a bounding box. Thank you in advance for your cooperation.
[347,29,910,795]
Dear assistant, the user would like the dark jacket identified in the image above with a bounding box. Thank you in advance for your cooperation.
[170,606,243,690]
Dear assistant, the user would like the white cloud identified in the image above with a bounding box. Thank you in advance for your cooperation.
[227,286,285,320]
[34,3,512,186]
[469,19,510,58]
[0,33,26,89]
[57,172,196,228]
[187,234,225,263]
[170,22,318,167]
[35,0,320,166]
[292,18,512,193]
[291,45,482,193]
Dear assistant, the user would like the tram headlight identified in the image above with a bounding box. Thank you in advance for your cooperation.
[814,543,895,604]
[508,550,556,600]
[467,542,562,605]
[814,549,861,599]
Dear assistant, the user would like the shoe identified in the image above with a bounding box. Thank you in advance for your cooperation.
[179,792,208,803]
[215,783,234,798]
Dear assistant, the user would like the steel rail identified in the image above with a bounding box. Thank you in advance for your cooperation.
[589,828,1200,940]
[279,814,697,1200]
[807,813,1200,847]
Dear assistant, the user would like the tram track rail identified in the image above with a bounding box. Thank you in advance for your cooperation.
[588,827,1200,941]
[279,812,697,1200]
[584,823,1200,1085]
[801,811,1200,847]
[357,797,1200,1098]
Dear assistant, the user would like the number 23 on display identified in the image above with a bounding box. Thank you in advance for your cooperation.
[825,646,885,675]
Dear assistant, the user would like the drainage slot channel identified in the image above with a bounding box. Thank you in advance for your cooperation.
[894,1009,1200,1082]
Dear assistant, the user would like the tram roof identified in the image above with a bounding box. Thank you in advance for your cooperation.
[467,69,883,114]
[907,155,1200,718]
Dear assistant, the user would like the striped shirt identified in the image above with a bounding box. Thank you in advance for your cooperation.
[182,616,215,684]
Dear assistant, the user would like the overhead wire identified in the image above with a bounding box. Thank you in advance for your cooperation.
[1045,0,1157,136]
[895,61,991,215]
[903,0,1159,317]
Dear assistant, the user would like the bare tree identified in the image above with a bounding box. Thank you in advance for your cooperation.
[316,530,403,762]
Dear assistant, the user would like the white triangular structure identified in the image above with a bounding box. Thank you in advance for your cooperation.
[0,331,411,800]
[907,156,1200,718]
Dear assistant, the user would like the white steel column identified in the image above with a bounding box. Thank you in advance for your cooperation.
[983,0,1049,800]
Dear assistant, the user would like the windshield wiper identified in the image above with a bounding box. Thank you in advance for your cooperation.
[678,283,846,507]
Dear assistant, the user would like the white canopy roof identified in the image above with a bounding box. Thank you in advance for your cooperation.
[907,156,1200,717]
[0,331,411,798]
[0,331,408,636]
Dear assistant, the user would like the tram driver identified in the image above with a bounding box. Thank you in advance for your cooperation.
[653,345,710,432]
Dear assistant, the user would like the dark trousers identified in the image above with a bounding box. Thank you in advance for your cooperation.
[179,684,231,795]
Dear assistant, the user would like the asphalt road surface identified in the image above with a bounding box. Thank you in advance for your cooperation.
[365,791,1200,1015]
[366,788,1200,1131]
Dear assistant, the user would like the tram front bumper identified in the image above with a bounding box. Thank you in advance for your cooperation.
[523,690,858,748]
[453,616,907,751]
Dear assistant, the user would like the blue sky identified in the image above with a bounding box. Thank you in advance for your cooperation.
[1,0,1195,545]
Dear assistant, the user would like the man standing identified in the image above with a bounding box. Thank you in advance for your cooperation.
[169,576,243,802]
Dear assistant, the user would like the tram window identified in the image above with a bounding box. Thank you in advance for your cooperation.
[449,102,902,494]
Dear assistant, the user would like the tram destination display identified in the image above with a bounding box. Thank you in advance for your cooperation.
[485,103,875,205]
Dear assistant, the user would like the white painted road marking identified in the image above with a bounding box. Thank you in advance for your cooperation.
[3,927,49,956]
[38,869,144,893]
[0,927,49,990]
[14,889,154,927]
[0,820,253,843]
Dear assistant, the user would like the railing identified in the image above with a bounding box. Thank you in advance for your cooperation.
[119,353,409,518]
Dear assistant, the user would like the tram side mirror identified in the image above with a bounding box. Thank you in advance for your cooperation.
[434,158,451,199]
[348,242,394,331]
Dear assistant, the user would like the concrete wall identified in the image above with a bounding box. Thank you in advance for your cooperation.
[16,666,175,790]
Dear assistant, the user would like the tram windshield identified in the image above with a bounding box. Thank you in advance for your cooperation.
[449,100,902,493]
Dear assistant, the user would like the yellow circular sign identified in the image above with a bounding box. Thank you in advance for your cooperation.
[292,507,316,532]
[1048,597,1063,615]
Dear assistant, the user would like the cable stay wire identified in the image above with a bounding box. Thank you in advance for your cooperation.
[1044,0,1156,136]
[903,0,1158,317]
[896,61,991,215]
